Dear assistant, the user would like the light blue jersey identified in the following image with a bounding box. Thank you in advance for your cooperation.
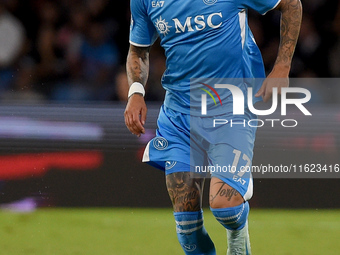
[130,0,280,114]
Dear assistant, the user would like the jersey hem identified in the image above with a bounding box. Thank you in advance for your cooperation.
[262,0,281,15]
[129,40,152,47]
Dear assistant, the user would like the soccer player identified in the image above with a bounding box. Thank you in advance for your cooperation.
[124,0,302,254]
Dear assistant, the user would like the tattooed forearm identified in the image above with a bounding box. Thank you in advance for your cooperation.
[126,45,150,85]
[275,0,302,67]
[209,181,239,204]
[166,172,204,212]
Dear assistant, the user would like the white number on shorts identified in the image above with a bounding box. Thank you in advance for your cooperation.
[232,149,251,177]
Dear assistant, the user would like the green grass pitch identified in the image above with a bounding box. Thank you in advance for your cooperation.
[0,208,339,255]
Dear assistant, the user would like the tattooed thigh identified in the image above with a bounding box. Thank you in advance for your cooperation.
[166,172,204,212]
[209,177,244,208]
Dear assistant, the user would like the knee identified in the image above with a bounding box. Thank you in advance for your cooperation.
[210,201,249,230]
[209,198,233,209]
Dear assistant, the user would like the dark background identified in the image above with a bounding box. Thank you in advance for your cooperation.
[0,93,339,208]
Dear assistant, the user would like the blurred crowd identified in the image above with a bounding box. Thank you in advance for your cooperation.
[0,0,339,103]
[249,0,340,78]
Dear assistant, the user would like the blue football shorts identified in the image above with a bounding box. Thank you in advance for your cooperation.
[142,105,257,201]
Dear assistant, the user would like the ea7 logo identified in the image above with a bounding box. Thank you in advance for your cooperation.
[152,1,164,7]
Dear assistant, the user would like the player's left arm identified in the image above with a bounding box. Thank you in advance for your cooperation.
[255,0,302,102]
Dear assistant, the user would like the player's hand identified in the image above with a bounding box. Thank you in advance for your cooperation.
[124,94,147,137]
[255,66,290,103]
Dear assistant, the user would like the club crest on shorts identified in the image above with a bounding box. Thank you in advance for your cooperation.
[165,161,177,170]
[153,137,168,150]
[203,0,217,5]
[183,244,197,252]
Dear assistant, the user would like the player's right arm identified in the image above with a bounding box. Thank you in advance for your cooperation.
[124,45,150,137]
[125,0,158,136]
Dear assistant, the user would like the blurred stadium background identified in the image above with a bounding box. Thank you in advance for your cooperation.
[0,0,340,254]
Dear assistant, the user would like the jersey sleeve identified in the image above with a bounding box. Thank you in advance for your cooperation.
[129,0,158,47]
[238,0,281,15]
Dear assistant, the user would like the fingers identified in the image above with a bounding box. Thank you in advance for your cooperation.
[255,78,288,103]
[131,110,145,135]
[262,85,273,103]
[255,83,265,98]
[255,81,272,102]
[125,111,145,137]
[125,116,142,137]
[140,107,147,126]
[124,96,147,137]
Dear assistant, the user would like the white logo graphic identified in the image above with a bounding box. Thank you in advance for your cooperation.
[183,244,197,252]
[199,83,312,128]
[201,84,312,116]
[152,1,164,7]
[173,12,222,33]
[155,16,172,35]
[153,137,168,150]
[165,161,177,170]
[203,0,217,5]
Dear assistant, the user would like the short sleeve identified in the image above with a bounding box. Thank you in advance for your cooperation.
[129,0,158,47]
[238,0,281,15]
